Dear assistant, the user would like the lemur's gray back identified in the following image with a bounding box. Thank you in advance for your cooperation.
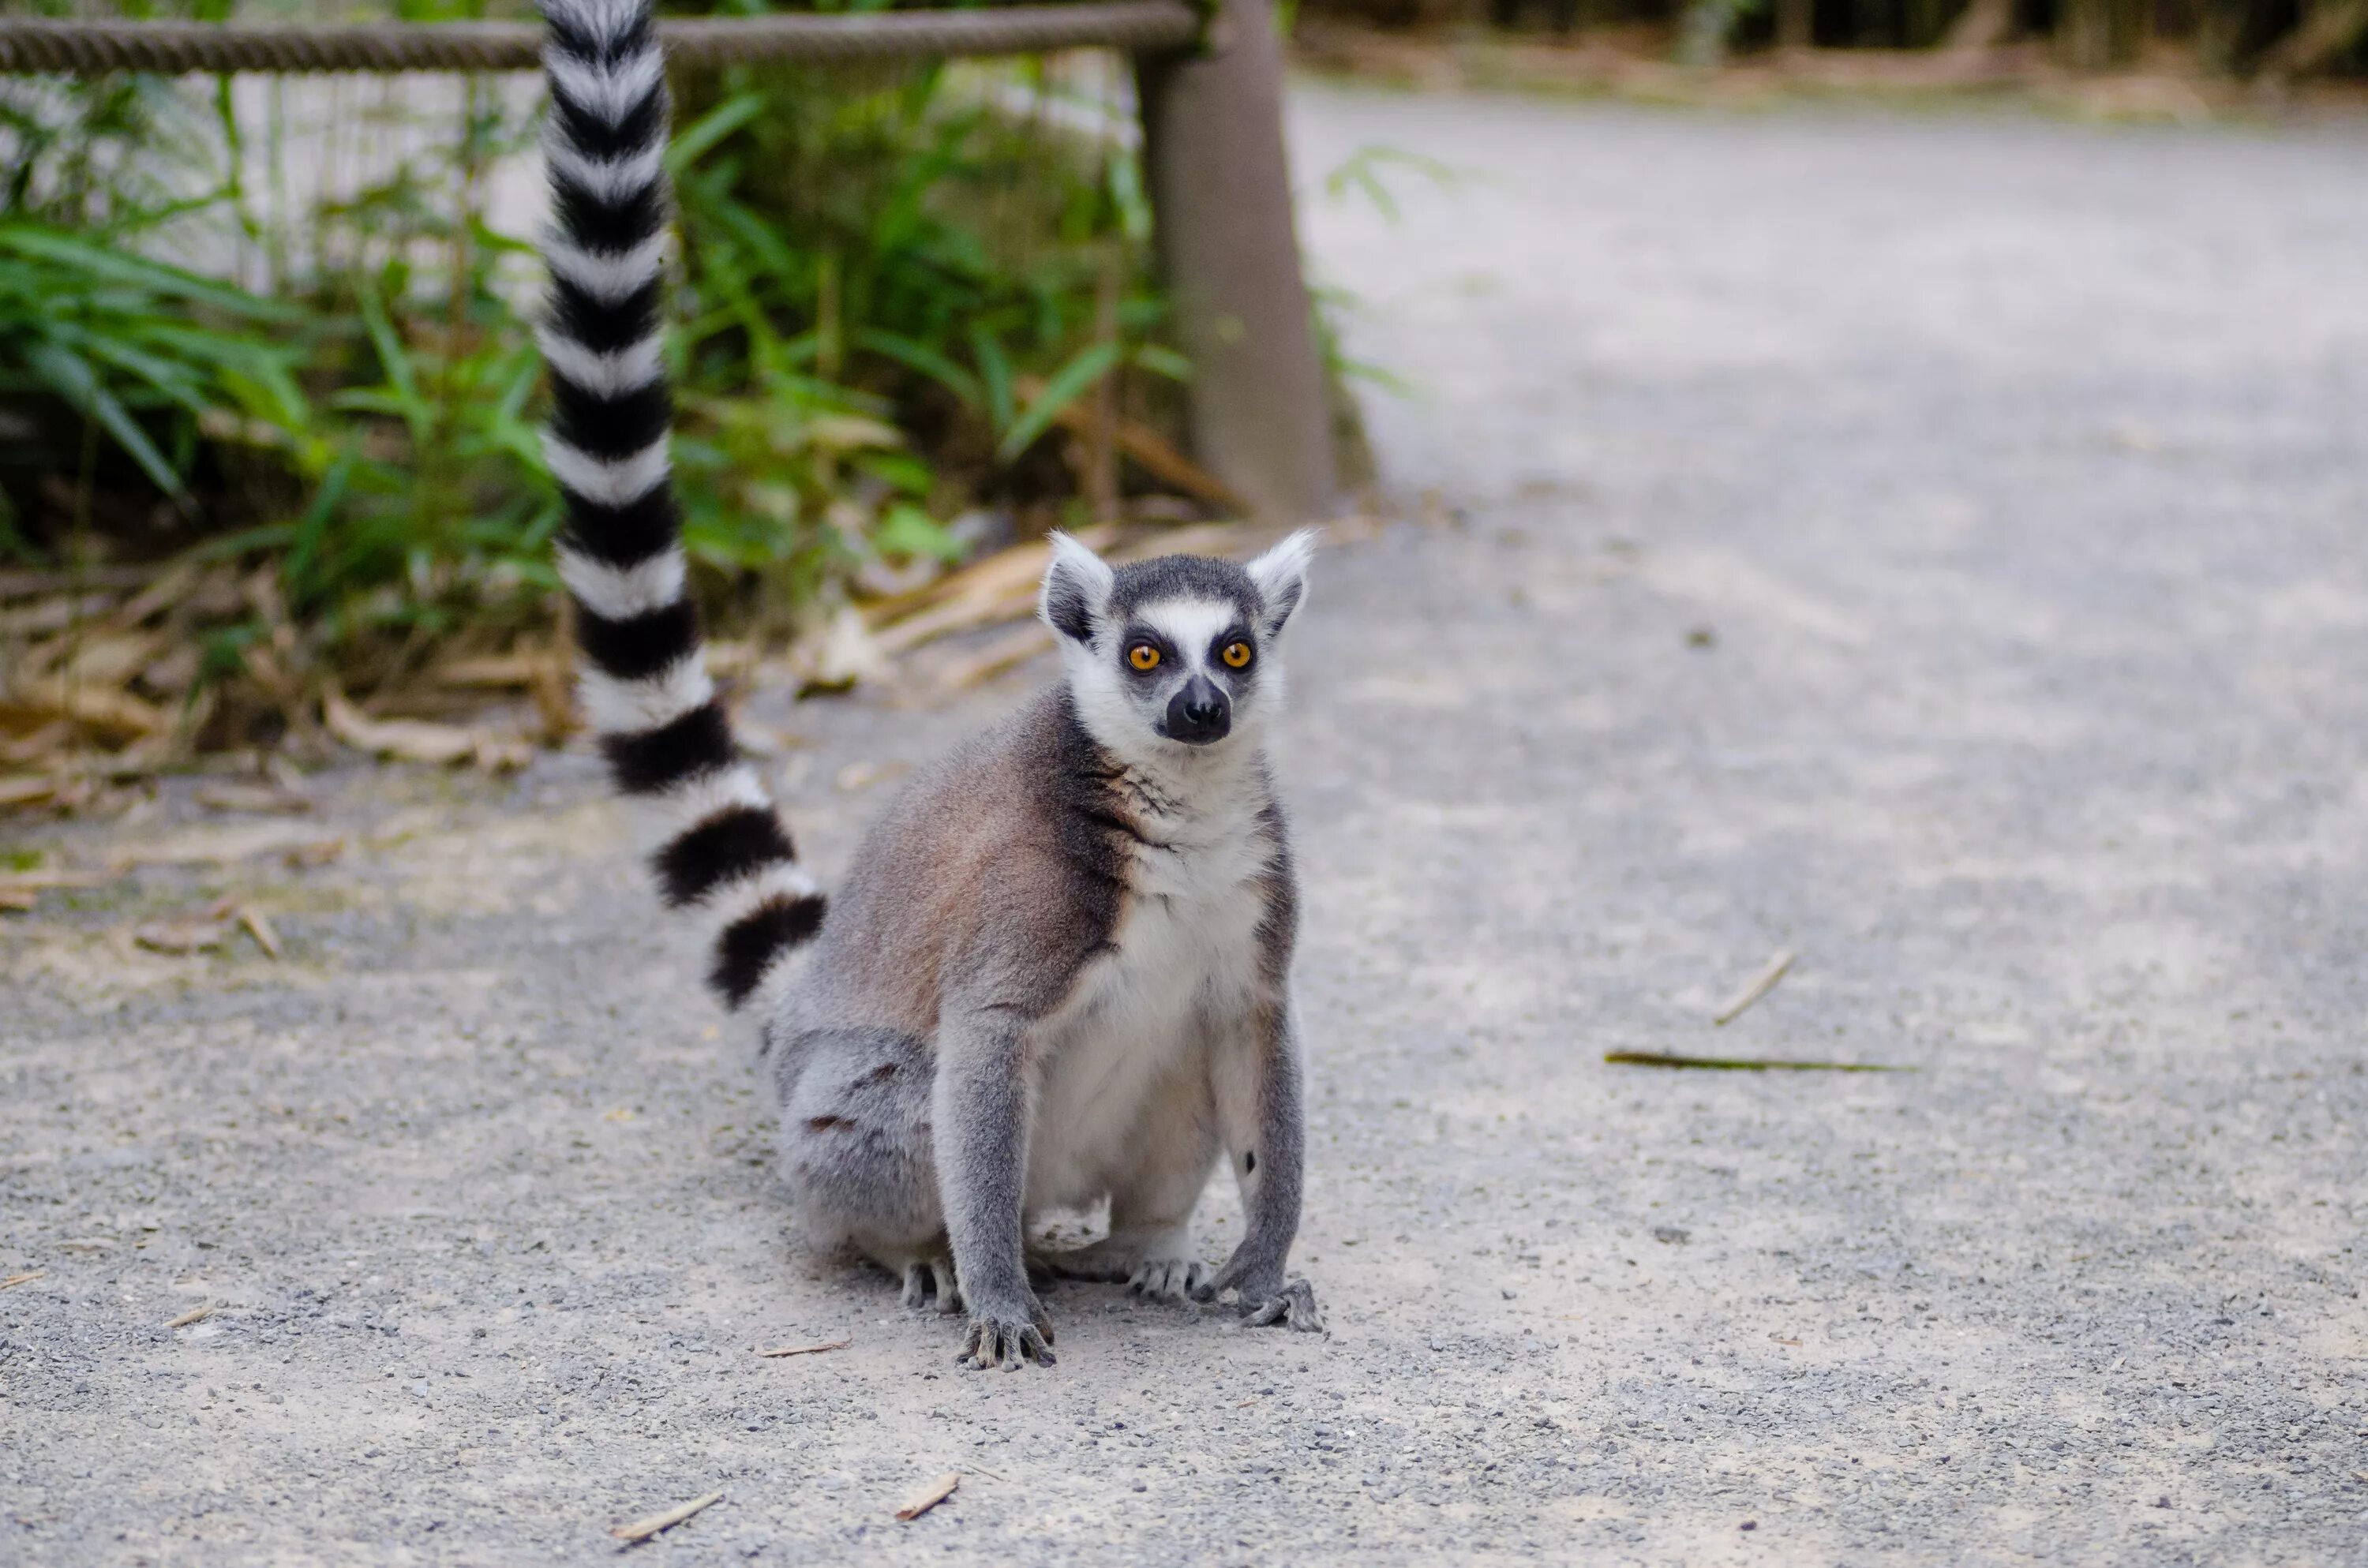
[538,0,822,1007]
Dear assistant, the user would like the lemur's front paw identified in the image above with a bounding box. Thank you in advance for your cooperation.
[1193,1264,1323,1333]
[955,1294,1057,1371]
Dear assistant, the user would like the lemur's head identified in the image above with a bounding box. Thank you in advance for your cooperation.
[1040,530,1317,762]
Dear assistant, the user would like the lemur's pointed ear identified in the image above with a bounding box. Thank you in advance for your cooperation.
[1246,527,1319,635]
[1040,532,1115,644]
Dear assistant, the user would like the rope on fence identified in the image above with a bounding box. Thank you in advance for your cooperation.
[0,3,1201,75]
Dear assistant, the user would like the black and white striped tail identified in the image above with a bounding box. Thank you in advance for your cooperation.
[539,0,824,1009]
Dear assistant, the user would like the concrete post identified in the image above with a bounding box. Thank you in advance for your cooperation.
[1135,0,1338,523]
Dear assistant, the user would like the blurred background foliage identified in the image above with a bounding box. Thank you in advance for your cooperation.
[0,0,1202,758]
[1310,0,2367,80]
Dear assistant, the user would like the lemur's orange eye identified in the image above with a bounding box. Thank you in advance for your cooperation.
[1127,643,1162,672]
[1221,641,1253,669]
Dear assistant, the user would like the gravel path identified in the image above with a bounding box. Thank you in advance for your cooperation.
[7,88,2368,1566]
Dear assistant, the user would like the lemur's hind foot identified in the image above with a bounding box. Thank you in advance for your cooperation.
[894,1255,962,1315]
[1036,1229,1210,1303]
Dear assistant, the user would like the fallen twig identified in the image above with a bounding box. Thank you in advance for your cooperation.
[1605,1051,1909,1072]
[236,906,284,960]
[167,1304,214,1329]
[0,869,111,895]
[927,623,1054,693]
[194,782,313,814]
[609,1490,725,1544]
[1,1270,43,1289]
[755,1338,851,1359]
[131,915,232,955]
[1712,948,1794,1026]
[895,1473,961,1521]
[323,683,531,772]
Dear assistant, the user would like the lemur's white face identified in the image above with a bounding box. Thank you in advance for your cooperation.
[1039,530,1316,771]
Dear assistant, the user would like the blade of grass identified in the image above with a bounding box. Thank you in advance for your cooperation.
[996,339,1120,464]
[1603,1052,1913,1072]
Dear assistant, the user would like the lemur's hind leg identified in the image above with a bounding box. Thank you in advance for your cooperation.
[770,1026,956,1309]
[1036,1061,1220,1303]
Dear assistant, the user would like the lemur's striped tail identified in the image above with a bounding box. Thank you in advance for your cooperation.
[539,0,824,1009]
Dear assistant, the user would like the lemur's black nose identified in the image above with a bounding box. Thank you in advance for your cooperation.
[1165,677,1231,745]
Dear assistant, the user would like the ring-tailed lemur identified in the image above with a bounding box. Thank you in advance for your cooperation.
[538,0,1322,1369]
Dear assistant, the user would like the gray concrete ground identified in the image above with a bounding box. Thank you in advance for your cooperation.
[7,88,2368,1566]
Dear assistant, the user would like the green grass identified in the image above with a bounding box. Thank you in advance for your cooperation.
[0,5,1189,747]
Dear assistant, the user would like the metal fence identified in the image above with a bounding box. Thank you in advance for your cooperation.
[0,2,1336,520]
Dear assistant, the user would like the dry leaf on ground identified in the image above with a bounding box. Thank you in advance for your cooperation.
[895,1473,961,1521]
[194,783,313,814]
[235,907,283,960]
[0,775,58,808]
[609,1490,725,1544]
[1713,948,1796,1026]
[755,1338,851,1358]
[323,685,530,772]
[131,916,231,955]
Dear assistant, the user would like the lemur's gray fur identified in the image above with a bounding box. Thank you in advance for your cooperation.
[767,535,1324,1367]
[536,0,1321,1370]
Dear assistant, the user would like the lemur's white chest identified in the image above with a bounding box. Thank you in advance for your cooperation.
[1025,789,1273,1210]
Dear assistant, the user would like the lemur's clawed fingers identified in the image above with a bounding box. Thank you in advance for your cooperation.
[1241,1277,1324,1333]
[899,1263,931,1311]
[957,1307,1056,1371]
[1127,1258,1208,1303]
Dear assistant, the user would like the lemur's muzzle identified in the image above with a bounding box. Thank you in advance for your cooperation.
[1164,676,1231,745]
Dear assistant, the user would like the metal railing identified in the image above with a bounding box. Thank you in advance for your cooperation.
[0,3,1336,520]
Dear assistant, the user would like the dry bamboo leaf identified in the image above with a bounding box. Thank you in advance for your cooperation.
[0,870,110,893]
[1,1271,43,1290]
[1071,410,1248,512]
[609,1490,725,1544]
[0,592,118,638]
[0,720,69,766]
[864,526,1121,642]
[283,838,347,870]
[0,565,159,597]
[108,565,203,628]
[6,676,164,739]
[834,760,910,794]
[433,652,555,689]
[109,821,340,870]
[1712,949,1795,1026]
[1770,1334,1803,1347]
[131,915,231,955]
[0,774,60,808]
[789,607,888,693]
[894,1473,961,1521]
[236,906,283,960]
[1010,372,1246,512]
[39,631,166,690]
[754,1338,851,1359]
[929,623,1054,694]
[167,1304,214,1329]
[194,783,313,815]
[321,684,479,767]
